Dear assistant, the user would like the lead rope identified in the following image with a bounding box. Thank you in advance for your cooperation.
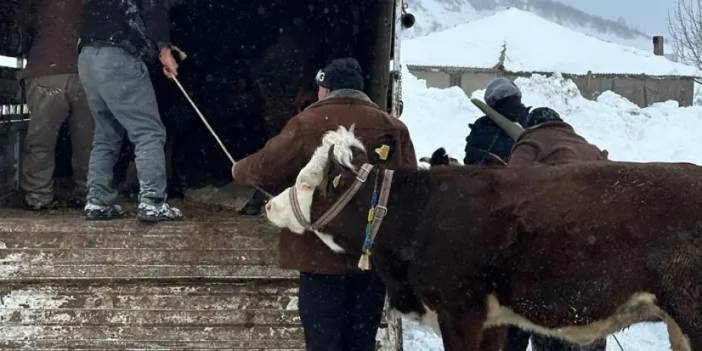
[613,335,624,351]
[164,69,273,199]
[358,169,381,270]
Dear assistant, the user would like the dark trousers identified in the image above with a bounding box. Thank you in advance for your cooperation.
[298,272,386,351]
[78,46,167,206]
[21,74,94,206]
[532,335,607,351]
[504,327,531,351]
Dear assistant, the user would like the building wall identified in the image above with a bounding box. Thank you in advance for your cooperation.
[409,66,696,107]
[410,70,451,89]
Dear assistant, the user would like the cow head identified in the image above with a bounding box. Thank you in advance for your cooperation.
[265,125,370,253]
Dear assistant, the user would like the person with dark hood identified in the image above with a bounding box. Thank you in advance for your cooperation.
[78,0,182,222]
[505,106,608,351]
[232,57,416,351]
[464,80,607,351]
[464,77,530,165]
[509,107,608,167]
[16,0,93,210]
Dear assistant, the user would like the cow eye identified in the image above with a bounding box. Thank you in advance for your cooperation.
[332,174,341,189]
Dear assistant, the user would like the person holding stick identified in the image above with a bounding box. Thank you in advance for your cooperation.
[77,0,182,222]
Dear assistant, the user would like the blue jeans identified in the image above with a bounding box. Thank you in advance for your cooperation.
[78,46,167,205]
[298,272,386,351]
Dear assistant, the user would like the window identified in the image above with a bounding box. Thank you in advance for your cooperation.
[449,73,462,87]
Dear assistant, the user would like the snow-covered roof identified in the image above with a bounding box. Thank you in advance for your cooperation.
[403,8,700,77]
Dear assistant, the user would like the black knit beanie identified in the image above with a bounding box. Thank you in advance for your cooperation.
[525,107,563,127]
[315,57,364,91]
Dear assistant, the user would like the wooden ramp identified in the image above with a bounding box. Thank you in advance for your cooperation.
[0,209,398,350]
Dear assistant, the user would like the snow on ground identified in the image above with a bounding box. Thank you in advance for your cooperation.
[405,317,670,351]
[401,68,478,161]
[401,69,701,350]
[403,8,699,77]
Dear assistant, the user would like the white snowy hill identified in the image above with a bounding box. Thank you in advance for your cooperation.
[404,0,653,51]
[403,8,699,76]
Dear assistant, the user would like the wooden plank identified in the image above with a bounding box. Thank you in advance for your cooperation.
[0,282,304,349]
[0,309,301,326]
[0,264,296,281]
[2,325,303,347]
[0,232,274,250]
[0,282,300,311]
[0,248,277,265]
[0,340,305,350]
[0,218,276,235]
[0,325,305,342]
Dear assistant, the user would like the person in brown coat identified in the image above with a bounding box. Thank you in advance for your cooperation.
[509,107,608,168]
[232,58,417,351]
[17,0,94,210]
[508,106,608,351]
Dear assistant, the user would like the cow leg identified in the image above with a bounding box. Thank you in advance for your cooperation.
[658,303,697,351]
[437,307,498,351]
[654,245,702,351]
[480,327,506,351]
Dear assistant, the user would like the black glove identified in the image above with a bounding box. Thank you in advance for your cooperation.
[430,147,450,166]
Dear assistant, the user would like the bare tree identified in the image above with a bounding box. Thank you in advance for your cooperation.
[669,0,702,71]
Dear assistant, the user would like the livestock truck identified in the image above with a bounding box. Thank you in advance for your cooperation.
[0,1,414,349]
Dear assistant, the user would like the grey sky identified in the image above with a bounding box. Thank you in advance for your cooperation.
[552,0,677,36]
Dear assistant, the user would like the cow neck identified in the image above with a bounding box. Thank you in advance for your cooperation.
[371,168,431,262]
[290,163,375,232]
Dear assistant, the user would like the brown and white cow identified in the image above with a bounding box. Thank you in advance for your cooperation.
[265,126,702,351]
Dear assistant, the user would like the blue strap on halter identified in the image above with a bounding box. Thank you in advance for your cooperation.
[361,170,381,253]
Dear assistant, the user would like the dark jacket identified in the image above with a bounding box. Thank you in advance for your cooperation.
[464,96,530,165]
[234,89,417,274]
[509,121,608,167]
[17,0,83,79]
[464,116,514,165]
[80,0,171,61]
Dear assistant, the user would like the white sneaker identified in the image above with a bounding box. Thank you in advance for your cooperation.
[136,202,183,222]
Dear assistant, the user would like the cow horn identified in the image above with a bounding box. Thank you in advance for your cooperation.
[471,98,524,140]
[327,144,336,160]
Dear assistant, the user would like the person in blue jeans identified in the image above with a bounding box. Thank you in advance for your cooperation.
[77,0,182,222]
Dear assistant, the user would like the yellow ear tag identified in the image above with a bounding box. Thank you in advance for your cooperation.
[375,144,390,161]
[332,174,341,189]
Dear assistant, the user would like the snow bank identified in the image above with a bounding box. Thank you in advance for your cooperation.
[401,67,479,161]
[402,70,702,166]
[515,73,702,164]
[403,8,700,77]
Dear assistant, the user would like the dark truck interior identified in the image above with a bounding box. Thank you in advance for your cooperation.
[0,3,405,349]
[0,0,398,200]
[150,0,397,193]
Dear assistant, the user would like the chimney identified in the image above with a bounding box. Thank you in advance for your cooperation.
[653,36,664,56]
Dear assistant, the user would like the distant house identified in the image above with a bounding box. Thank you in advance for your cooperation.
[404,9,700,107]
[408,66,697,107]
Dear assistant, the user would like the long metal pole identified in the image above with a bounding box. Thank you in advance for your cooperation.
[167,74,236,165]
[165,72,274,199]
